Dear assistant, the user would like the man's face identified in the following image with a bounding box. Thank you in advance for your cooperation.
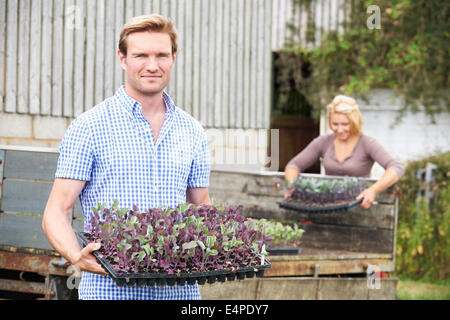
[118,31,176,97]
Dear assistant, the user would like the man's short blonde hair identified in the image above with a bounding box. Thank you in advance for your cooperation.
[119,14,178,56]
[327,95,363,135]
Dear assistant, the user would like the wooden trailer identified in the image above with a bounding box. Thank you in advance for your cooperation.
[0,145,399,299]
[200,170,400,299]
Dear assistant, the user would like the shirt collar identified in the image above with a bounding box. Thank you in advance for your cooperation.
[115,85,176,115]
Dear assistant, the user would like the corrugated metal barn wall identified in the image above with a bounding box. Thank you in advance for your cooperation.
[0,0,272,129]
[0,0,349,129]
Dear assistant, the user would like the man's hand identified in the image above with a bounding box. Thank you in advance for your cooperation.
[71,242,108,276]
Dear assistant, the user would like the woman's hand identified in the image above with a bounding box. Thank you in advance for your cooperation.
[284,185,295,199]
[356,188,377,209]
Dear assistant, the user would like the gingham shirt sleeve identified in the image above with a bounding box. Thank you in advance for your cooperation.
[55,117,94,181]
[187,127,210,189]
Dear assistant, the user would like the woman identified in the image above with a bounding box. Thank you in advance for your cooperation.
[284,95,404,209]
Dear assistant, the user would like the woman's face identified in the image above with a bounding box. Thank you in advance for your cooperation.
[330,113,353,141]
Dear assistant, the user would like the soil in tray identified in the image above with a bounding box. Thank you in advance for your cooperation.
[278,198,362,213]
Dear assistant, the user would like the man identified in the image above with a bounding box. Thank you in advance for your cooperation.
[42,14,211,300]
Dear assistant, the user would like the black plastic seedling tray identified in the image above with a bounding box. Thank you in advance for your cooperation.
[76,232,271,287]
[267,247,301,256]
[276,198,363,214]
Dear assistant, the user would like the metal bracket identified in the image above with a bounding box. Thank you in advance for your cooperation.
[313,264,320,278]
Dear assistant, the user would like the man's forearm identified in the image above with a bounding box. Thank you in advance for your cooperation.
[186,187,211,205]
[42,207,81,264]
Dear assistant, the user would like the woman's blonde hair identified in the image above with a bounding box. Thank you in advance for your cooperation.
[327,95,363,135]
[119,14,178,56]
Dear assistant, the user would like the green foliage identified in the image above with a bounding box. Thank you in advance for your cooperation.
[395,152,450,281]
[277,0,449,121]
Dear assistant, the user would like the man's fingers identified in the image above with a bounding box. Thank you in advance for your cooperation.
[84,242,101,253]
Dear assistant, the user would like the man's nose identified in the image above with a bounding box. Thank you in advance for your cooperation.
[145,57,158,71]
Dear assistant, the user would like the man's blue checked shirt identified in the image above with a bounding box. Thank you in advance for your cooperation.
[56,86,211,300]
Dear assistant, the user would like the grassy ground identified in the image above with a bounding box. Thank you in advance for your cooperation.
[396,278,450,300]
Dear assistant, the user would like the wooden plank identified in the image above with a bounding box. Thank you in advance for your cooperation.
[104,2,115,100]
[175,0,185,111]
[0,150,4,201]
[263,0,272,129]
[0,250,60,275]
[240,201,394,230]
[206,0,216,127]
[228,0,237,128]
[95,0,105,106]
[166,0,178,100]
[114,0,125,92]
[125,0,134,22]
[249,0,258,129]
[256,0,264,128]
[143,0,151,14]
[133,0,142,16]
[265,257,394,277]
[40,0,53,115]
[160,0,169,17]
[52,0,64,116]
[4,0,18,113]
[17,0,30,113]
[84,0,96,111]
[3,150,58,181]
[191,0,201,120]
[0,279,46,295]
[200,277,397,300]
[183,0,193,115]
[211,171,396,204]
[213,0,223,127]
[73,0,86,117]
[199,0,209,126]
[29,0,42,115]
[0,213,53,250]
[299,222,394,254]
[2,180,52,215]
[292,204,395,229]
[221,0,230,128]
[0,0,6,112]
[235,0,244,128]
[242,0,251,129]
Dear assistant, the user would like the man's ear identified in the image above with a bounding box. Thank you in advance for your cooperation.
[172,52,177,64]
[118,49,127,70]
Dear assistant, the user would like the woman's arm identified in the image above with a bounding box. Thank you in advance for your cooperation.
[283,135,326,198]
[357,168,400,208]
[355,136,404,208]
